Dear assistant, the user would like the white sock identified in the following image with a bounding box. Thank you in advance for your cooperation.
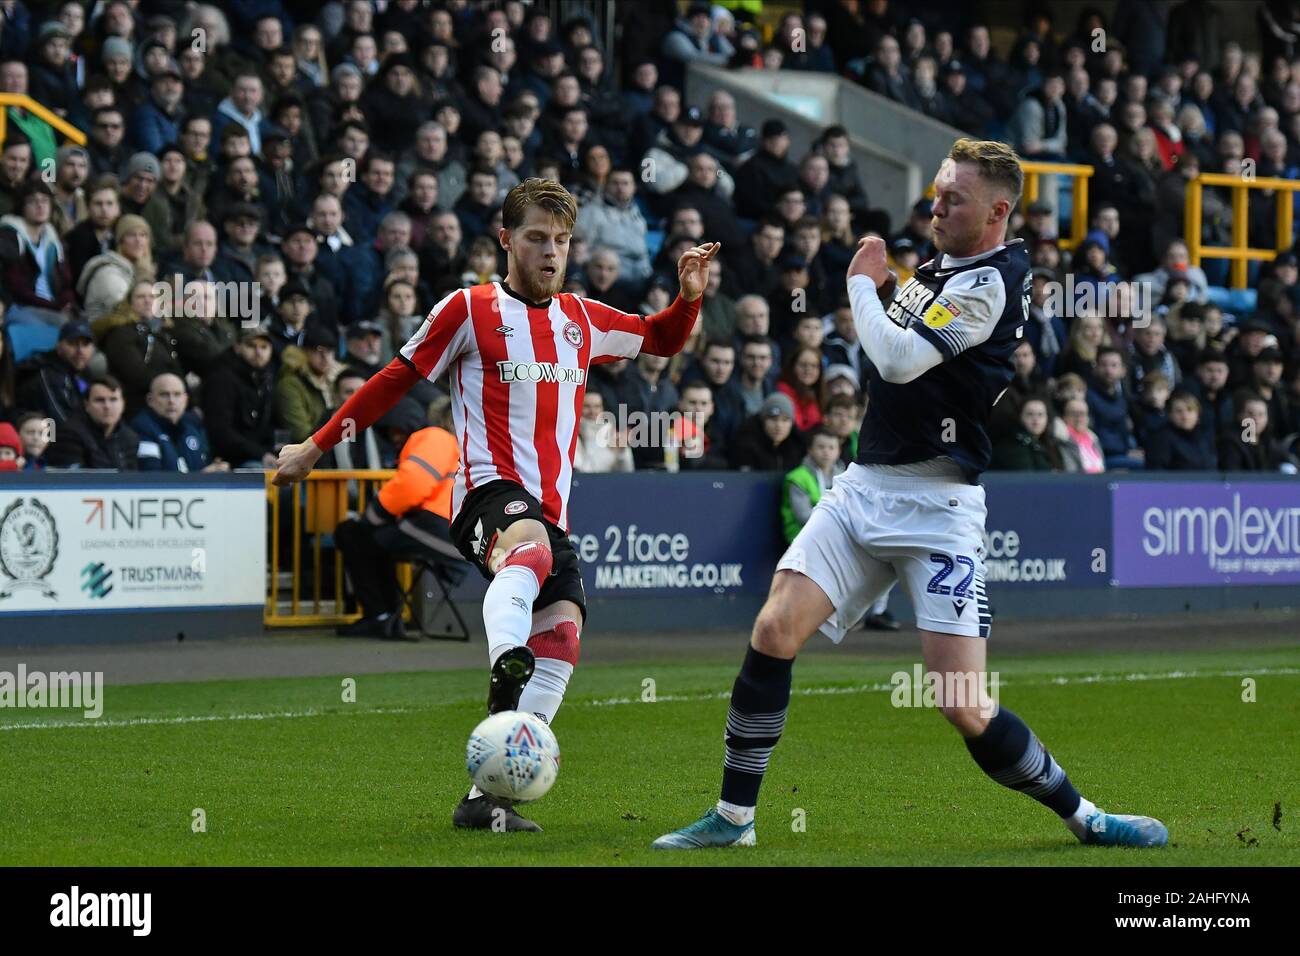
[483,564,541,665]
[716,800,755,825]
[517,656,574,724]
[1065,796,1099,840]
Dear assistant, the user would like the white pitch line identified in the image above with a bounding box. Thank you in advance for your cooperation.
[0,667,1295,731]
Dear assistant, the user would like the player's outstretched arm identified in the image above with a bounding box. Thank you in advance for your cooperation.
[847,236,943,384]
[635,242,720,356]
[272,357,423,486]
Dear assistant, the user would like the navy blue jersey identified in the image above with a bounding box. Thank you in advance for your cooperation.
[857,239,1031,482]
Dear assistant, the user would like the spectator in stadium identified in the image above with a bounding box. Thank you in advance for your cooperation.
[865,34,919,110]
[15,320,94,425]
[1219,394,1286,470]
[342,151,398,248]
[1056,313,1111,382]
[1145,390,1218,470]
[1131,371,1174,448]
[574,391,634,474]
[128,56,185,157]
[78,215,155,325]
[696,256,736,343]
[50,144,89,237]
[731,334,776,417]
[674,380,729,470]
[1088,347,1145,469]
[941,59,996,138]
[818,126,868,222]
[575,166,649,281]
[1184,348,1234,435]
[912,56,955,127]
[991,339,1051,442]
[0,322,14,421]
[823,393,861,466]
[723,217,783,302]
[132,372,225,473]
[990,397,1063,471]
[776,346,824,431]
[333,412,463,639]
[582,246,640,315]
[1058,398,1107,473]
[343,210,413,325]
[733,119,799,221]
[118,152,172,252]
[703,89,757,169]
[1129,316,1183,391]
[203,323,277,469]
[97,278,184,416]
[1135,238,1211,306]
[1246,346,1296,437]
[0,180,77,326]
[87,105,130,178]
[780,426,845,543]
[212,71,272,157]
[729,390,805,472]
[67,175,121,288]
[44,374,139,470]
[681,339,743,443]
[275,325,342,445]
[660,1,735,89]
[0,420,23,469]
[15,412,51,469]
[154,144,204,250]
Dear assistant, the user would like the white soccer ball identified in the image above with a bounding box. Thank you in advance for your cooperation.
[465,711,560,802]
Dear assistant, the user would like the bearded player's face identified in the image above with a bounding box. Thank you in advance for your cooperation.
[502,205,570,301]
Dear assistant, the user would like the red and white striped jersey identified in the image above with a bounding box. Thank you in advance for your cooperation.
[399,282,661,531]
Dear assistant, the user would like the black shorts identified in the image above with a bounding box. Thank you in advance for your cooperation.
[450,480,587,620]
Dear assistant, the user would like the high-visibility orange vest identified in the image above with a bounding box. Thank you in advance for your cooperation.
[377,426,459,520]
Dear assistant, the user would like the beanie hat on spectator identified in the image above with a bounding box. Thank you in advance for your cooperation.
[38,21,72,44]
[281,276,312,301]
[56,144,89,166]
[762,392,796,420]
[331,62,362,84]
[102,37,132,63]
[223,202,263,227]
[377,397,426,439]
[761,119,787,139]
[114,214,151,245]
[1083,229,1110,254]
[824,364,858,387]
[0,422,21,466]
[126,152,161,180]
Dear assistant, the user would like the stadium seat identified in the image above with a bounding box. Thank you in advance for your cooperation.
[1206,286,1257,315]
[392,548,472,641]
[7,323,59,363]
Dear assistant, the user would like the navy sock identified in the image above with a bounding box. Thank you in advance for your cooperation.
[965,707,1082,818]
[720,645,793,808]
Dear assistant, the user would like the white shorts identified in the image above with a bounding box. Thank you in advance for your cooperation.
[776,464,990,642]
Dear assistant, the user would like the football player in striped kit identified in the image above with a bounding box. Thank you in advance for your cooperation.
[653,139,1167,851]
[276,178,718,831]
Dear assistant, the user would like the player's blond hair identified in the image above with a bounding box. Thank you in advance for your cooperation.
[948,138,1023,204]
[502,177,578,231]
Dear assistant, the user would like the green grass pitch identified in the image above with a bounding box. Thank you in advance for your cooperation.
[1,644,1296,866]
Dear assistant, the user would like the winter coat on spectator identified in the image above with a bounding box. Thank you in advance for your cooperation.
[44,416,139,470]
[76,250,135,323]
[120,192,173,256]
[342,182,394,248]
[211,98,273,156]
[1087,382,1138,458]
[97,301,185,417]
[574,415,634,473]
[573,192,650,280]
[1218,429,1281,471]
[15,349,89,425]
[0,215,75,310]
[776,381,823,431]
[733,148,800,220]
[659,17,734,88]
[28,58,79,116]
[1058,421,1106,473]
[1129,346,1182,391]
[642,126,735,199]
[273,346,338,445]
[728,413,807,472]
[202,349,276,465]
[989,428,1059,471]
[131,407,213,472]
[1145,420,1218,470]
[127,96,182,156]
[65,220,115,287]
[1009,91,1068,158]
[826,158,870,218]
[172,313,237,377]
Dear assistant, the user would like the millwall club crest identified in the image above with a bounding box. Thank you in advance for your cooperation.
[562,320,584,349]
[0,497,59,599]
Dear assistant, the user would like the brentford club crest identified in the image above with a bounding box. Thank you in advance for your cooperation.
[562,320,583,348]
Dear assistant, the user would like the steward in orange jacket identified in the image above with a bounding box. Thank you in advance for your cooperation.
[335,425,465,638]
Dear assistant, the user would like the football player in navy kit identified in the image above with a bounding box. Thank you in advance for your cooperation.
[654,139,1167,850]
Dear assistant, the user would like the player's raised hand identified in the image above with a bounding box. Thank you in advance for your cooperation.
[848,235,894,291]
[677,241,721,301]
[272,439,324,487]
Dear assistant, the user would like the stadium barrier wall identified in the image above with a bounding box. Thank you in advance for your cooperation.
[264,471,1299,639]
[0,472,265,645]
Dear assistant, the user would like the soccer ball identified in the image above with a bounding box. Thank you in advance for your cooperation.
[465,711,560,802]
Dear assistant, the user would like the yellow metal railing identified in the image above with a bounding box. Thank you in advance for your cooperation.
[1020,160,1093,249]
[265,469,418,627]
[1184,171,1300,288]
[0,93,88,147]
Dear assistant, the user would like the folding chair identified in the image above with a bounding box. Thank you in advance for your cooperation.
[393,547,473,641]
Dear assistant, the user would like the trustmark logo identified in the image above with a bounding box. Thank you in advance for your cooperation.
[497,361,586,385]
[80,562,113,599]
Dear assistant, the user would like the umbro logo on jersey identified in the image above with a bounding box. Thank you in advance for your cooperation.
[495,326,512,336]
[497,360,586,385]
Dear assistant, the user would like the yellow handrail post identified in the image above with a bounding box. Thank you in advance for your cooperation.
[1277,189,1294,256]
[1071,173,1089,248]
[1185,178,1203,267]
[1023,170,1039,206]
[1230,183,1249,289]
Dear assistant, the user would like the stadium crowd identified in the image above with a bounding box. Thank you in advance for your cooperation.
[0,0,1295,486]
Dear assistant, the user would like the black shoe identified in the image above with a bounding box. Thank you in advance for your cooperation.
[861,611,901,631]
[487,646,535,714]
[382,614,412,641]
[335,615,389,637]
[452,793,542,832]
